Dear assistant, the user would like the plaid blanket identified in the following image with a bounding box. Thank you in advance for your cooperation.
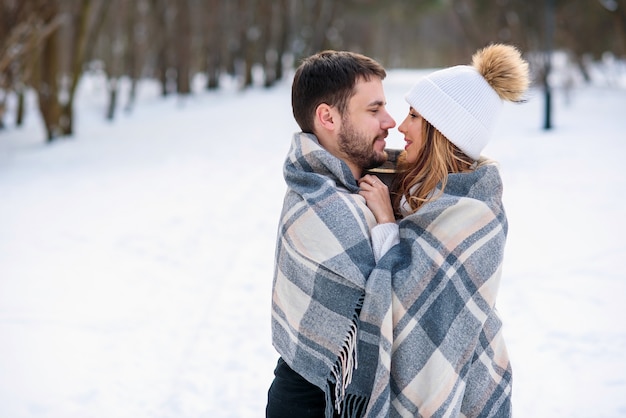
[353,164,512,417]
[271,132,378,417]
[271,132,511,417]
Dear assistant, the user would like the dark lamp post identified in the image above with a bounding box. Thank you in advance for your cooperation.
[543,0,555,130]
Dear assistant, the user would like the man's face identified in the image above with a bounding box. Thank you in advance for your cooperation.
[337,78,396,171]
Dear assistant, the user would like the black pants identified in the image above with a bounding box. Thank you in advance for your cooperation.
[266,357,331,418]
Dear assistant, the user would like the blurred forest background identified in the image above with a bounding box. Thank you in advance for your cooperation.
[1,0,625,141]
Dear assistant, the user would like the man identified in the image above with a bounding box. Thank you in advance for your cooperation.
[266,50,395,418]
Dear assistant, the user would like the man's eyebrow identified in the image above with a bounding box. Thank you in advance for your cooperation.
[368,100,385,107]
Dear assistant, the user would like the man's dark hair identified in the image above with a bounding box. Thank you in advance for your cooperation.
[291,50,387,133]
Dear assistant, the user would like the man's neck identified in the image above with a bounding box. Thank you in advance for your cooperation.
[346,162,362,182]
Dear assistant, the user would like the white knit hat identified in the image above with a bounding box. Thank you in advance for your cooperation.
[404,65,501,160]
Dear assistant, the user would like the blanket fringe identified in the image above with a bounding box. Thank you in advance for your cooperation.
[341,393,369,418]
[329,295,364,417]
[325,387,368,418]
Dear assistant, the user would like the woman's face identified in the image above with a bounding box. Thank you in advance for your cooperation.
[398,107,424,164]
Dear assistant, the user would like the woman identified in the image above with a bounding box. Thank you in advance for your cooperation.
[353,44,530,417]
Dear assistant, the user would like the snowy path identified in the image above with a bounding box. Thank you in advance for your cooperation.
[0,85,288,417]
[1,73,625,417]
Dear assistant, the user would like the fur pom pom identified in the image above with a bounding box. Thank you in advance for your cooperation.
[472,44,529,102]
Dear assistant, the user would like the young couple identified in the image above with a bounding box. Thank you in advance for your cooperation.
[267,45,529,418]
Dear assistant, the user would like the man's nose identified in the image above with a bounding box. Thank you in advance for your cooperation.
[382,110,396,129]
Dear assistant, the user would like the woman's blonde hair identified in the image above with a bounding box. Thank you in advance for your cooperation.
[392,119,474,217]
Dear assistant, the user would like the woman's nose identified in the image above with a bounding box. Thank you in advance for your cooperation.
[398,117,407,134]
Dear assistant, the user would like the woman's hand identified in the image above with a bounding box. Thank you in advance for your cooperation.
[358,174,395,224]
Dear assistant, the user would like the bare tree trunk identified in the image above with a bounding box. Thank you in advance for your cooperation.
[157,48,169,96]
[60,0,93,135]
[104,0,125,121]
[274,0,291,82]
[175,0,191,95]
[150,0,171,96]
[60,0,110,135]
[106,78,118,120]
[124,0,139,112]
[309,0,336,53]
[16,86,25,126]
[260,0,276,87]
[30,0,62,142]
[37,25,62,142]
[604,0,626,56]
[0,95,5,129]
[0,2,62,134]
[222,0,239,78]
[449,0,489,51]
[204,0,222,90]
[241,0,258,88]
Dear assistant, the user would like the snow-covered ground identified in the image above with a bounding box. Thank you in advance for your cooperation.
[0,64,625,418]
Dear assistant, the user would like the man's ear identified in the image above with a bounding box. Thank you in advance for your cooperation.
[315,103,338,132]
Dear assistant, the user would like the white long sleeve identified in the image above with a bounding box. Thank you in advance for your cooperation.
[371,222,400,262]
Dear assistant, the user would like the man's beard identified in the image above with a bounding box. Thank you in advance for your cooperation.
[338,118,387,171]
